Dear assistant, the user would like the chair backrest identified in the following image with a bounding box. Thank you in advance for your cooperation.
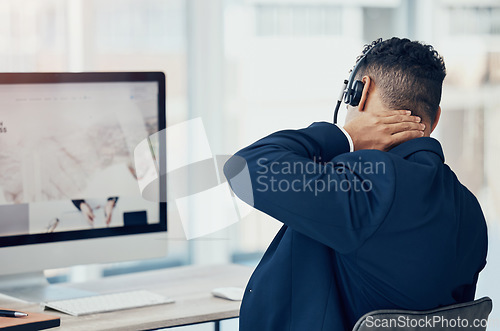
[353,297,493,331]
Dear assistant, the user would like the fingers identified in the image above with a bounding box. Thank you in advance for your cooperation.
[381,112,421,124]
[390,129,425,147]
[388,121,426,135]
[384,110,412,116]
[345,109,426,151]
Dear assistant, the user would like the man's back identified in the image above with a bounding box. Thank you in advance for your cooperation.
[337,137,487,325]
[225,123,487,331]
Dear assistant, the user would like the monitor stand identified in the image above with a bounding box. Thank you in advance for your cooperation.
[0,272,96,303]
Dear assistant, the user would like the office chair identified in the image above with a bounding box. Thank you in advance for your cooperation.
[353,297,492,331]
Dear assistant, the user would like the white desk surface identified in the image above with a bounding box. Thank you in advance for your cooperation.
[0,264,253,330]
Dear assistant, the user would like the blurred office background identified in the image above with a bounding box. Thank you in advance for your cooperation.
[1,0,499,329]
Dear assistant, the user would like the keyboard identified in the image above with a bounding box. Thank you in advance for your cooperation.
[43,290,174,316]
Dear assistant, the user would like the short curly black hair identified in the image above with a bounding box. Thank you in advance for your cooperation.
[355,37,446,125]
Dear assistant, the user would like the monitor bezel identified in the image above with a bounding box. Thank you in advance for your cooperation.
[0,72,167,248]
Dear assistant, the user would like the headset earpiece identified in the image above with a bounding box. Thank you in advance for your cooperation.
[349,80,364,107]
[333,38,381,123]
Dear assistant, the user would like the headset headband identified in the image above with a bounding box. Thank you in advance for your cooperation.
[344,39,381,102]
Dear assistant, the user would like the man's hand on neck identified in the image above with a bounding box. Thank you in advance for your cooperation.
[343,110,425,152]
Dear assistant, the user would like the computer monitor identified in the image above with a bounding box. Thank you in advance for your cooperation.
[0,72,167,302]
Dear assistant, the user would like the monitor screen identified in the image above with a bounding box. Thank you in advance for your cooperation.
[0,72,166,248]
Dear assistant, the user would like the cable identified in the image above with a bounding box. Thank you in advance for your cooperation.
[333,80,348,124]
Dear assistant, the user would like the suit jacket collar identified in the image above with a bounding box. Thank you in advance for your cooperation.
[388,137,445,162]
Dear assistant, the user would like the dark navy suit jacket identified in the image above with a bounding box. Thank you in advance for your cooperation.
[223,122,488,331]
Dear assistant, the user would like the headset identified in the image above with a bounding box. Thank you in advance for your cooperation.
[333,39,382,124]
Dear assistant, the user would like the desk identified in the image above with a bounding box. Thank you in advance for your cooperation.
[0,264,253,330]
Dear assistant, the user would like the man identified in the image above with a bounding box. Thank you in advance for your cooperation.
[224,37,488,330]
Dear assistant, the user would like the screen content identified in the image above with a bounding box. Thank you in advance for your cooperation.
[0,81,161,238]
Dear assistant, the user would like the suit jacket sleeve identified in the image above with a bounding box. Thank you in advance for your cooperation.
[224,122,396,254]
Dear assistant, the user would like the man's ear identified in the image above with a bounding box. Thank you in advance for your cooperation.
[358,76,372,111]
[431,106,441,133]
